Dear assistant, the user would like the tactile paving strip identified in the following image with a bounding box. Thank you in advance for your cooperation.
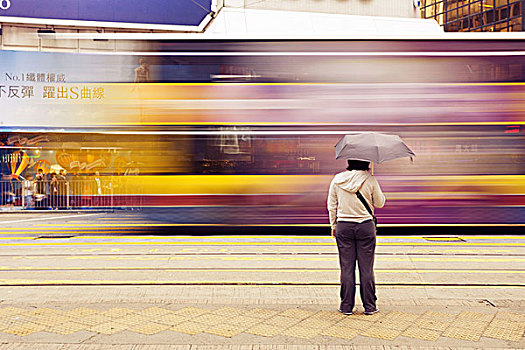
[483,326,524,342]
[170,321,209,335]
[278,308,316,320]
[89,322,129,335]
[0,306,523,343]
[130,321,170,335]
[74,313,112,326]
[280,325,319,339]
[155,313,188,326]
[206,324,246,338]
[414,318,452,332]
[191,313,230,325]
[225,315,261,327]
[376,319,414,331]
[360,326,402,340]
[26,308,63,317]
[336,318,374,331]
[212,307,245,317]
[442,327,483,341]
[457,311,494,323]
[32,314,73,327]
[137,307,172,318]
[494,312,525,323]
[320,326,359,340]
[0,307,26,317]
[65,308,98,318]
[350,312,384,321]
[101,308,135,318]
[244,323,282,337]
[450,318,490,330]
[0,315,33,329]
[296,318,336,330]
[242,308,281,319]
[172,307,209,318]
[402,326,441,341]
[382,311,421,322]
[113,313,152,327]
[264,315,300,327]
[421,311,457,321]
[488,319,525,332]
[311,310,346,322]
[2,322,46,336]
[46,321,86,335]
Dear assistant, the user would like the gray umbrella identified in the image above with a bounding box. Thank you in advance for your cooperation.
[335,132,415,163]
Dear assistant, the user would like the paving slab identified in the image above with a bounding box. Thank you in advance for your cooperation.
[0,303,523,348]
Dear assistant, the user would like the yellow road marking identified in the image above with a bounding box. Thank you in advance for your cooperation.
[1,242,525,247]
[0,233,524,244]
[1,235,525,242]
[5,255,523,262]
[0,279,523,286]
[0,267,523,273]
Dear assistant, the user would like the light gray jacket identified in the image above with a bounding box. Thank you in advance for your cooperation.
[327,170,386,229]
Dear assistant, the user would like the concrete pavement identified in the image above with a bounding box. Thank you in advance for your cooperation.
[0,213,523,349]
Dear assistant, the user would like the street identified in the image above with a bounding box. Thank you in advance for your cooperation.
[0,213,523,348]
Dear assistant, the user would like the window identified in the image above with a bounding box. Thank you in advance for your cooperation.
[421,0,523,32]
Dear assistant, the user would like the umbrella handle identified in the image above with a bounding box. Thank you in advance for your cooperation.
[370,163,374,175]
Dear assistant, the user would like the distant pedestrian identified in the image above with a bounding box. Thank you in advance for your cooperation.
[49,172,59,210]
[327,159,385,315]
[58,169,68,208]
[35,168,46,195]
[134,58,150,84]
[23,175,34,208]
[34,168,46,208]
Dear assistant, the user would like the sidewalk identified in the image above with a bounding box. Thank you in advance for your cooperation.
[1,286,524,349]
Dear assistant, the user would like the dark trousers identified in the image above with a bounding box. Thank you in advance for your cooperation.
[335,220,377,313]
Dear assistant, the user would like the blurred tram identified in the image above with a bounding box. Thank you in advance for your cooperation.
[1,36,524,231]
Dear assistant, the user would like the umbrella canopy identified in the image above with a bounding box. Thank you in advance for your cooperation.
[335,132,415,163]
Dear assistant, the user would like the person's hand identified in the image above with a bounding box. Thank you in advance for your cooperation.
[331,228,336,238]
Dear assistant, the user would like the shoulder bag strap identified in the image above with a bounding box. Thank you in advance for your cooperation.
[355,190,374,218]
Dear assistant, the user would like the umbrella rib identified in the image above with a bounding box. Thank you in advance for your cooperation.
[374,133,380,163]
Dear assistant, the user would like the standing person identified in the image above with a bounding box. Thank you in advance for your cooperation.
[134,58,150,84]
[327,159,386,315]
[133,58,149,123]
[34,168,46,208]
[93,171,102,207]
[22,175,34,208]
[49,172,59,210]
[58,169,68,209]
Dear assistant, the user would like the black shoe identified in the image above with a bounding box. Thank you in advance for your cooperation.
[364,309,379,315]
[338,309,353,315]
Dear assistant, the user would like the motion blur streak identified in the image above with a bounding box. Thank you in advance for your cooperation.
[0,38,523,229]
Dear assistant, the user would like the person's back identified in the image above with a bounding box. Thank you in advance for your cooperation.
[327,159,385,315]
[328,170,385,226]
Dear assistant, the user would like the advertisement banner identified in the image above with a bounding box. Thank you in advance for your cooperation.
[0,0,212,28]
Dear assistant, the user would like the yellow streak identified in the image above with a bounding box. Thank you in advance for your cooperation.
[107,121,525,126]
[23,174,521,196]
[101,82,525,87]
